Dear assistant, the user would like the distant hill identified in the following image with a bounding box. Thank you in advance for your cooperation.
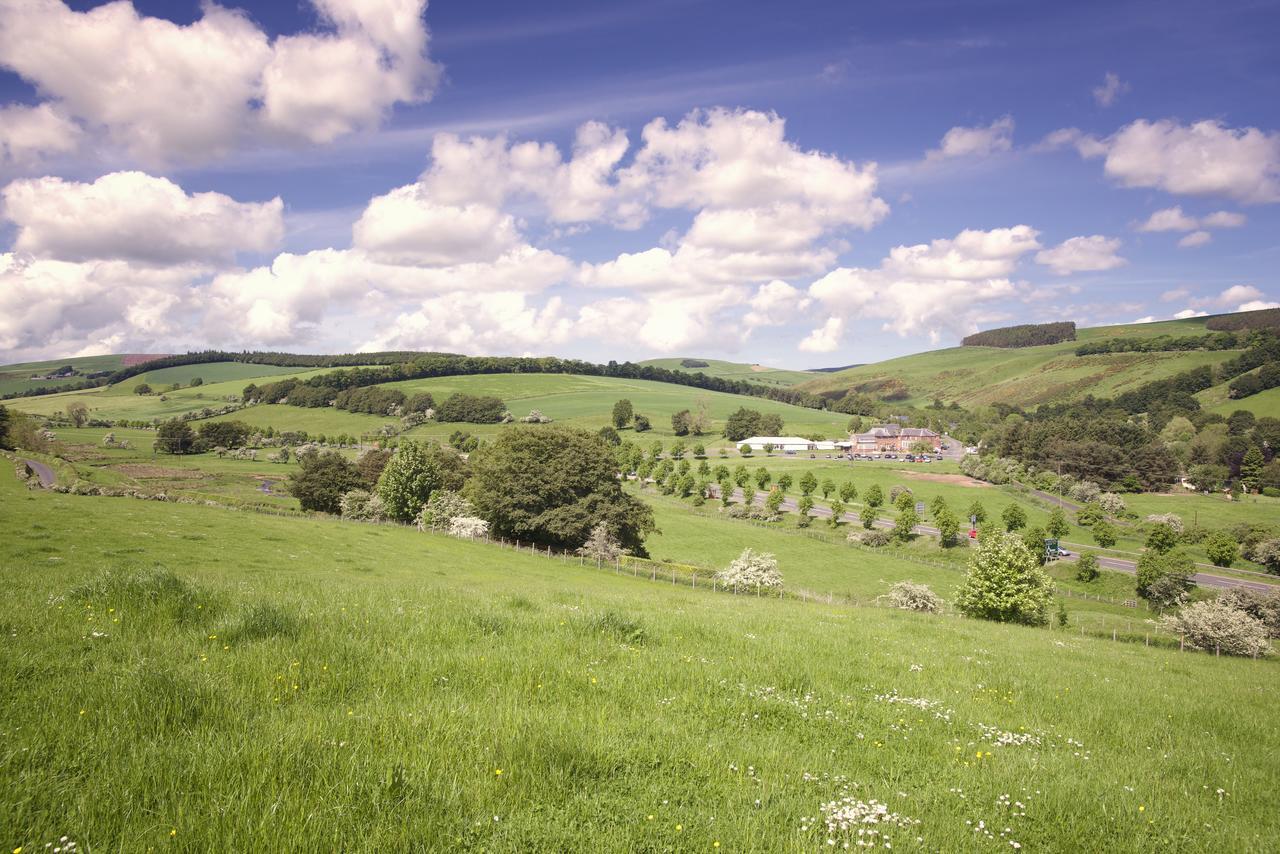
[637,357,818,388]
[0,354,169,397]
[798,313,1275,415]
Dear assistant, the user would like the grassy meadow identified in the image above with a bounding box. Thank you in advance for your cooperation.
[2,464,1278,851]
[638,357,819,388]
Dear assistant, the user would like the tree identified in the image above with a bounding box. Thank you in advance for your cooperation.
[288,450,363,514]
[467,427,656,555]
[859,504,877,529]
[821,478,836,500]
[1160,601,1269,657]
[797,494,815,527]
[799,471,818,496]
[1021,526,1049,565]
[1241,446,1265,492]
[894,490,915,512]
[828,499,846,527]
[633,414,651,432]
[1205,530,1238,568]
[155,419,196,454]
[598,425,621,446]
[0,405,10,451]
[405,392,435,414]
[754,468,772,489]
[1001,504,1027,532]
[64,402,89,428]
[692,443,706,458]
[723,407,761,442]
[612,399,634,429]
[1254,539,1280,575]
[197,420,251,450]
[1136,550,1194,611]
[670,440,687,459]
[738,444,753,457]
[671,409,692,436]
[1187,463,1230,493]
[134,383,152,395]
[892,507,919,542]
[1092,519,1117,548]
[935,505,960,546]
[577,522,625,563]
[1046,506,1069,539]
[1075,552,1100,582]
[955,533,1054,626]
[716,548,782,590]
[1146,523,1179,554]
[758,413,784,435]
[719,478,734,507]
[765,488,785,515]
[762,442,775,456]
[776,473,794,492]
[690,397,712,436]
[356,448,393,488]
[967,500,987,524]
[929,495,947,518]
[839,481,858,503]
[733,464,750,487]
[376,441,443,523]
[865,484,884,508]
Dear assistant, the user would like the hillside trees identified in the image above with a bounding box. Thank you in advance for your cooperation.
[156,419,196,454]
[961,321,1076,348]
[723,407,783,441]
[671,409,692,436]
[435,393,507,423]
[467,427,656,555]
[65,402,88,427]
[197,420,252,450]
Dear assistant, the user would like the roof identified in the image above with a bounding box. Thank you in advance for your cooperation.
[740,436,815,445]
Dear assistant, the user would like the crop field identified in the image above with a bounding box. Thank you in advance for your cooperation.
[798,316,1262,411]
[638,357,819,387]
[2,464,1277,851]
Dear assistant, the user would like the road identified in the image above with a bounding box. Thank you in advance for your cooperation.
[704,484,1276,594]
[20,458,56,488]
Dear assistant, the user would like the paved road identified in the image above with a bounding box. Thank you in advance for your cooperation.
[20,458,56,488]
[705,484,1276,594]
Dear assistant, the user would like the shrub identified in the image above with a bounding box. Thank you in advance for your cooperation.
[339,489,386,521]
[1136,550,1194,611]
[857,529,892,547]
[448,516,490,540]
[416,489,475,530]
[1001,504,1027,532]
[1092,519,1117,548]
[884,581,942,613]
[859,505,877,529]
[892,508,918,542]
[1253,538,1280,574]
[1145,513,1184,535]
[1067,480,1101,504]
[435,393,507,423]
[1098,492,1127,515]
[1160,601,1270,657]
[288,450,363,514]
[716,548,782,590]
[1217,588,1280,637]
[1205,530,1239,567]
[955,533,1054,626]
[1146,523,1179,554]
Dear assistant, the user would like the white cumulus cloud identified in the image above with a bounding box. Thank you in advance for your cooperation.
[926,116,1014,161]
[1034,235,1126,275]
[1092,72,1129,107]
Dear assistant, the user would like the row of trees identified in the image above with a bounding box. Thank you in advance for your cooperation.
[961,321,1077,349]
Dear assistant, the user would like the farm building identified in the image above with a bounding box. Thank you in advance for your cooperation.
[738,436,820,452]
[851,424,940,453]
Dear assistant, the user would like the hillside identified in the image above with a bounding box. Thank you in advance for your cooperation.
[638,357,818,387]
[2,464,1277,850]
[799,316,1269,413]
[0,353,169,397]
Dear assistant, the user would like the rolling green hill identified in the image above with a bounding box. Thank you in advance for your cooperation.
[1,461,1276,851]
[638,357,818,387]
[799,316,1268,413]
[0,354,169,396]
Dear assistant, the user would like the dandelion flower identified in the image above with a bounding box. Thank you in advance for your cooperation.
[495,769,503,776]
[169,829,177,837]
[1138,805,1145,812]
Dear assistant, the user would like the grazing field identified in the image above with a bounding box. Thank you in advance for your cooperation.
[381,373,852,442]
[1,466,1277,851]
[799,316,1259,411]
[638,357,819,387]
[0,354,134,397]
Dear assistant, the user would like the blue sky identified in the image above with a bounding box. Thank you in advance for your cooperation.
[0,0,1277,367]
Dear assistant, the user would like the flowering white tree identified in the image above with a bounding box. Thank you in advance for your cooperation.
[576,522,625,563]
[1098,492,1127,515]
[1161,601,1270,657]
[716,548,782,590]
[956,533,1054,626]
[884,581,943,613]
[416,490,475,531]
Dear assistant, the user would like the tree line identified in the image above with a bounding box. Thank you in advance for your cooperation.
[961,321,1076,348]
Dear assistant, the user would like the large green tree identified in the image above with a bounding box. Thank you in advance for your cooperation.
[376,441,443,522]
[467,427,656,555]
[155,419,196,454]
[289,450,363,514]
[611,399,633,429]
[955,533,1054,626]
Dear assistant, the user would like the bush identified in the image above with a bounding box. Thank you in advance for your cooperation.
[1205,530,1239,567]
[576,522,626,562]
[1136,550,1194,611]
[1145,513,1184,535]
[416,489,475,530]
[1001,504,1027,532]
[1092,520,1117,548]
[447,515,490,540]
[1253,538,1280,574]
[1146,523,1180,554]
[339,489,386,521]
[716,548,782,589]
[435,393,507,423]
[857,529,891,547]
[884,581,943,613]
[1075,552,1100,582]
[1160,601,1270,657]
[955,533,1054,626]
[1098,492,1127,515]
[1217,588,1280,637]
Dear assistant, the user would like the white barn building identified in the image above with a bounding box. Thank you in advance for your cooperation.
[738,436,820,453]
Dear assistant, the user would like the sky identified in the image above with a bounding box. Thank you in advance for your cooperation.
[0,0,1277,368]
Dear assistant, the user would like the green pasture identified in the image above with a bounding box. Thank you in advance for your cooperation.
[2,463,1277,851]
[638,357,818,387]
